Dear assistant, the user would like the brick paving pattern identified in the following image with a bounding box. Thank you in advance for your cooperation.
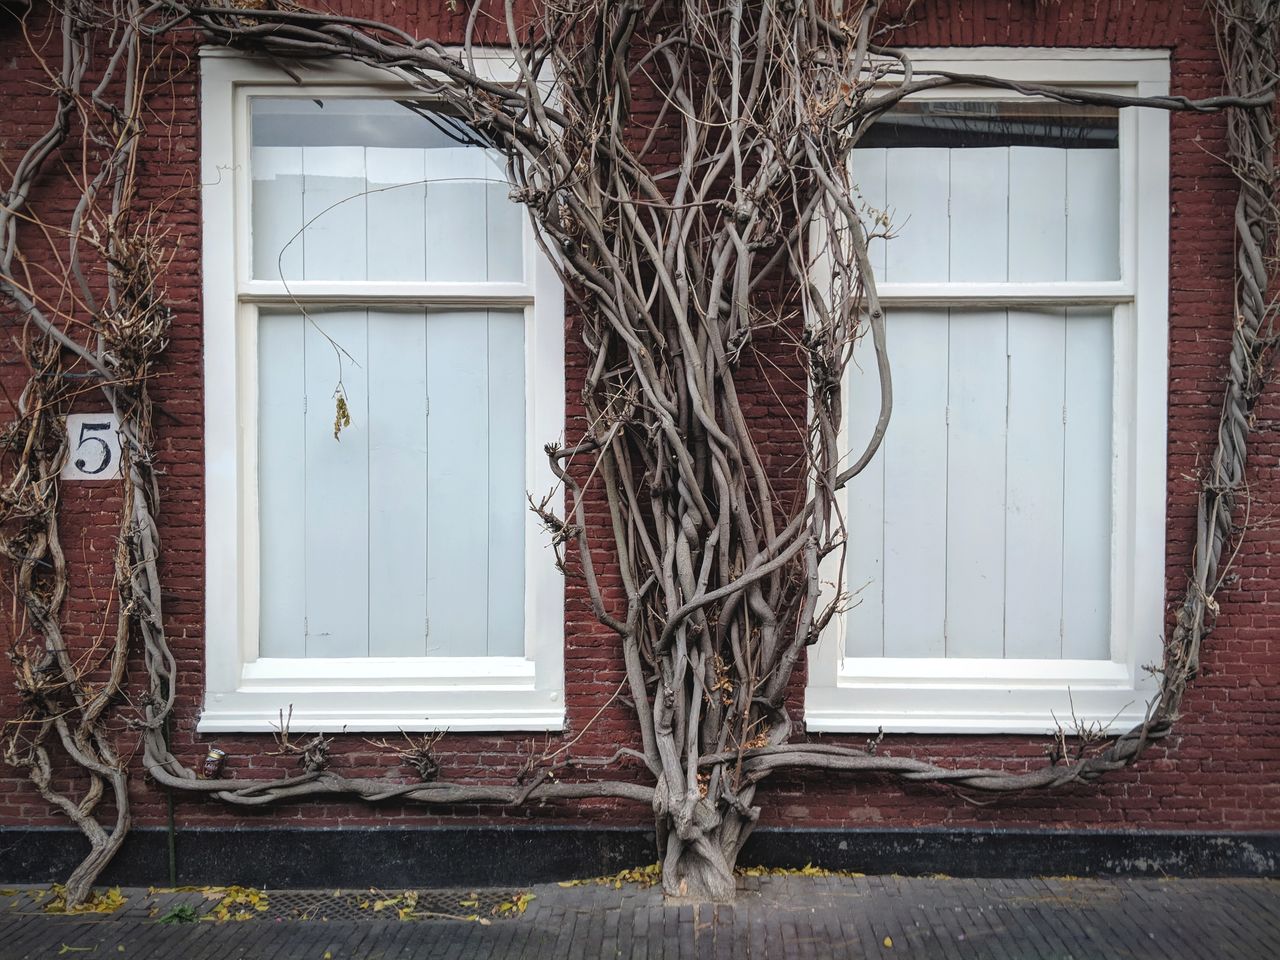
[1,876,1276,958]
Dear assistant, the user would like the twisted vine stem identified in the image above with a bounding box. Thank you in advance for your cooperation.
[1,0,1276,904]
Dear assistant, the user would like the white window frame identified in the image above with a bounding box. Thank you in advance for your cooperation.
[199,51,565,733]
[806,48,1170,735]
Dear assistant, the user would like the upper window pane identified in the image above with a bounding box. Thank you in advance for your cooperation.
[250,98,524,283]
[854,101,1120,283]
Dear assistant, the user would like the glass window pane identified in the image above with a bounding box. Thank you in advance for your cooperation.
[854,101,1120,282]
[250,98,523,283]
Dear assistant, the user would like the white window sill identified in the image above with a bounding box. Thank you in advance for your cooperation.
[241,656,537,685]
[200,657,564,732]
[805,658,1155,735]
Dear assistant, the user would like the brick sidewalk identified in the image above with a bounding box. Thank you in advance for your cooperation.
[2,876,1276,958]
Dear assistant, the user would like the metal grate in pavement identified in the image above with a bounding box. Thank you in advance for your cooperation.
[259,888,524,922]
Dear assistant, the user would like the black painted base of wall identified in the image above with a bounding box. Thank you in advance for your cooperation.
[2,826,1276,888]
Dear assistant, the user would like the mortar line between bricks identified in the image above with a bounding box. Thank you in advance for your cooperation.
[936,901,983,960]
[904,889,951,959]
[333,918,378,960]
[1187,896,1269,960]
[1130,884,1205,960]
[958,884,1019,960]
[1011,882,1072,960]
[1039,893,1102,958]
[2,917,73,959]
[1109,883,1184,958]
[259,919,312,960]
[0,912,67,956]
[1224,883,1280,946]
[1171,888,1241,960]
[189,920,251,960]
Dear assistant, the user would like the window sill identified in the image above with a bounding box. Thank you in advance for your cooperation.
[805,659,1155,735]
[241,656,537,686]
[199,658,563,732]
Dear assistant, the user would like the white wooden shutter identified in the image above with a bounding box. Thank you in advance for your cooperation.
[844,306,1113,660]
[257,307,527,659]
[845,112,1119,661]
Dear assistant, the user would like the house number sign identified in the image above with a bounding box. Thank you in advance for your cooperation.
[61,413,124,481]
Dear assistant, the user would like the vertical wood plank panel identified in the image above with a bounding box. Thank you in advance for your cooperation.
[882,310,949,656]
[302,146,367,280]
[425,148,487,282]
[486,309,526,656]
[258,311,308,658]
[1008,147,1067,281]
[852,148,888,282]
[1004,308,1066,658]
[366,148,427,281]
[303,310,370,657]
[884,148,950,283]
[484,151,524,282]
[367,309,429,657]
[1062,306,1114,659]
[426,309,490,655]
[945,308,1008,657]
[844,329,887,658]
[1066,149,1121,281]
[948,148,1009,282]
[251,146,304,281]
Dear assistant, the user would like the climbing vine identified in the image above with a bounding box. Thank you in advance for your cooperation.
[1,0,1276,905]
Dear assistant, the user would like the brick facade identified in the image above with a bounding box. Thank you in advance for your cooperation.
[1,0,1276,842]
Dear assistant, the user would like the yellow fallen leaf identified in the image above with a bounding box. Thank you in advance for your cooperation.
[883,936,893,948]
[204,886,269,922]
[555,863,662,890]
[45,885,128,915]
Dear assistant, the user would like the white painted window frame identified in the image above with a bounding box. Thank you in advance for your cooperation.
[200,51,565,732]
[806,48,1170,735]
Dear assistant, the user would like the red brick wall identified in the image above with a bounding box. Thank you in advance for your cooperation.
[1,0,1275,835]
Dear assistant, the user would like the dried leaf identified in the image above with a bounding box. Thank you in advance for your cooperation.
[333,391,351,440]
[203,886,268,922]
[45,885,127,915]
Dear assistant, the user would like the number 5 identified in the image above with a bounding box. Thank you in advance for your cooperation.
[73,421,114,475]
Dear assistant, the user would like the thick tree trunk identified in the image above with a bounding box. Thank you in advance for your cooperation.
[657,809,751,902]
[61,817,127,908]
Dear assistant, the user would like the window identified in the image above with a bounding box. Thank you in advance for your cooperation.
[200,52,564,732]
[806,49,1170,734]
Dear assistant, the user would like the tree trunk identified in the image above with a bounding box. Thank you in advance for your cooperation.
[658,810,749,902]
[62,827,126,908]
